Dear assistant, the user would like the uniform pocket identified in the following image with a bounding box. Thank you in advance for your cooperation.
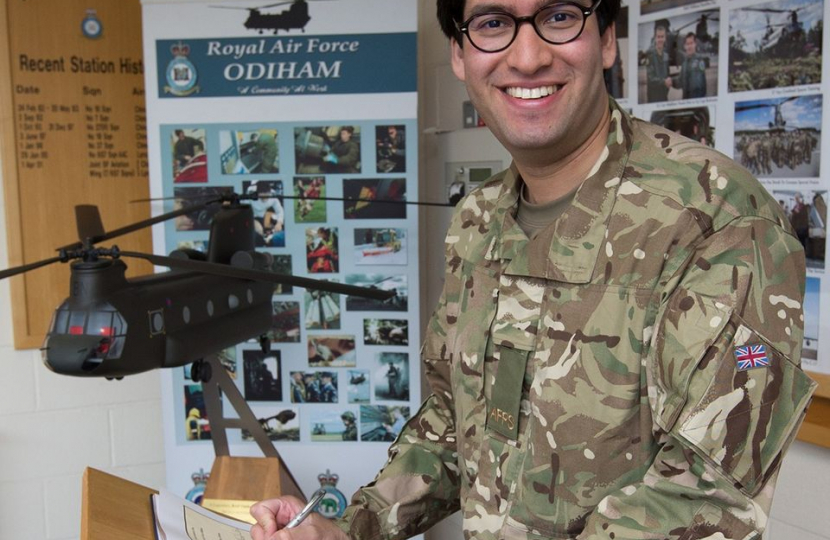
[672,319,817,496]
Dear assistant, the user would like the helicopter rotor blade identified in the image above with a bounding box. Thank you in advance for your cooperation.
[258,1,294,8]
[117,250,395,301]
[0,255,65,281]
[209,5,256,9]
[76,205,106,244]
[58,198,221,252]
[131,194,455,208]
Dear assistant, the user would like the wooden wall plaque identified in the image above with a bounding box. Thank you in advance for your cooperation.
[1,0,152,349]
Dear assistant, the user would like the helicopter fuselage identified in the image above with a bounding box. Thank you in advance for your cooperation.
[42,262,274,378]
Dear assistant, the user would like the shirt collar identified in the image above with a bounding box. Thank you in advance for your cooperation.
[490,99,634,283]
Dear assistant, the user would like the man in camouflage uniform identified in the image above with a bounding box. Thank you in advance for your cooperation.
[250,0,816,538]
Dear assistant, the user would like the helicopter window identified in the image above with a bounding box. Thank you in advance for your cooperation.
[69,311,88,335]
[51,304,70,334]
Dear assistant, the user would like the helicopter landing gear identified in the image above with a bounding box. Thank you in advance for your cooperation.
[259,334,271,355]
[105,376,124,381]
[190,359,213,384]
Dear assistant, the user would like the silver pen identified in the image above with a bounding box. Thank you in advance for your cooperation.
[285,488,328,529]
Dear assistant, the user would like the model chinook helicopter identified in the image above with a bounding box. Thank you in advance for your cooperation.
[0,192,392,380]
[211,0,332,35]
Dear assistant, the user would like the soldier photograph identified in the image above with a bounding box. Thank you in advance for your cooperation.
[733,94,822,178]
[219,128,279,174]
[252,0,816,538]
[309,410,359,442]
[728,0,823,92]
[289,371,339,404]
[243,351,282,402]
[294,126,362,175]
[637,10,718,103]
[359,405,410,442]
[772,189,827,269]
[373,352,409,402]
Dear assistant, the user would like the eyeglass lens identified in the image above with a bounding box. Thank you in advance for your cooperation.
[466,3,589,52]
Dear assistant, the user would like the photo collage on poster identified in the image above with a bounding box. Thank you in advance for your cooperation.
[613,0,828,373]
[162,120,418,444]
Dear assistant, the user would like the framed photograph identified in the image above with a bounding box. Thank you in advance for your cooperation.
[306,227,339,273]
[347,369,370,404]
[771,190,826,270]
[289,371,339,403]
[309,409,359,442]
[376,124,406,173]
[638,10,719,103]
[308,335,357,368]
[363,318,409,346]
[373,352,409,401]
[343,178,407,219]
[171,128,207,183]
[734,95,821,178]
[353,228,407,265]
[184,384,210,441]
[729,0,823,92]
[295,125,361,174]
[242,180,286,247]
[294,176,326,222]
[218,128,278,174]
[650,105,715,147]
[345,274,408,312]
[304,285,341,330]
[359,405,410,442]
[173,186,233,231]
[243,350,282,402]
[241,407,299,442]
[267,301,301,343]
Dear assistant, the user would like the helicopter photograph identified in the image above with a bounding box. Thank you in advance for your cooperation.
[728,0,823,92]
[640,0,707,16]
[0,192,393,381]
[265,300,301,343]
[347,369,370,404]
[638,9,719,103]
[733,94,822,178]
[363,318,409,346]
[211,0,323,35]
[345,274,408,312]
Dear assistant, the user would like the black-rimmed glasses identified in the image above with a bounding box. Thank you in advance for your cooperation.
[457,0,603,53]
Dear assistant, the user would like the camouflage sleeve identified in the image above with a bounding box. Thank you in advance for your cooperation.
[334,271,462,539]
[578,215,817,539]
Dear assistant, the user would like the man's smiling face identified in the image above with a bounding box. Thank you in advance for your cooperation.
[450,0,616,162]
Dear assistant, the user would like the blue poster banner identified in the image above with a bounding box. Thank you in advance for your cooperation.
[156,33,417,98]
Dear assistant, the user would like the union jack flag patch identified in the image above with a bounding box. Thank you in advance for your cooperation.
[734,344,770,371]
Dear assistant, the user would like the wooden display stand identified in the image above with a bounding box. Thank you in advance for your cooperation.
[81,354,305,539]
[81,468,157,540]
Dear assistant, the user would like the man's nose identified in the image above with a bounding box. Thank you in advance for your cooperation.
[504,22,555,74]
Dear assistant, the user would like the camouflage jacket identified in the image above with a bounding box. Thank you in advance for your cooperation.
[336,103,816,540]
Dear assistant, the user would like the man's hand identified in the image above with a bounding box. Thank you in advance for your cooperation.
[249,496,349,540]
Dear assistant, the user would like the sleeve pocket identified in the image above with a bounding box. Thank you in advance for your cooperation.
[673,319,817,496]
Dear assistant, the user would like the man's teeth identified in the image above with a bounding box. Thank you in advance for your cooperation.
[506,85,559,99]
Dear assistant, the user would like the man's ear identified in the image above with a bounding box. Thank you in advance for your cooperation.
[450,37,466,82]
[601,22,618,70]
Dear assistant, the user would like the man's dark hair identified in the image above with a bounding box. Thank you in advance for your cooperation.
[685,32,696,42]
[436,0,621,43]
